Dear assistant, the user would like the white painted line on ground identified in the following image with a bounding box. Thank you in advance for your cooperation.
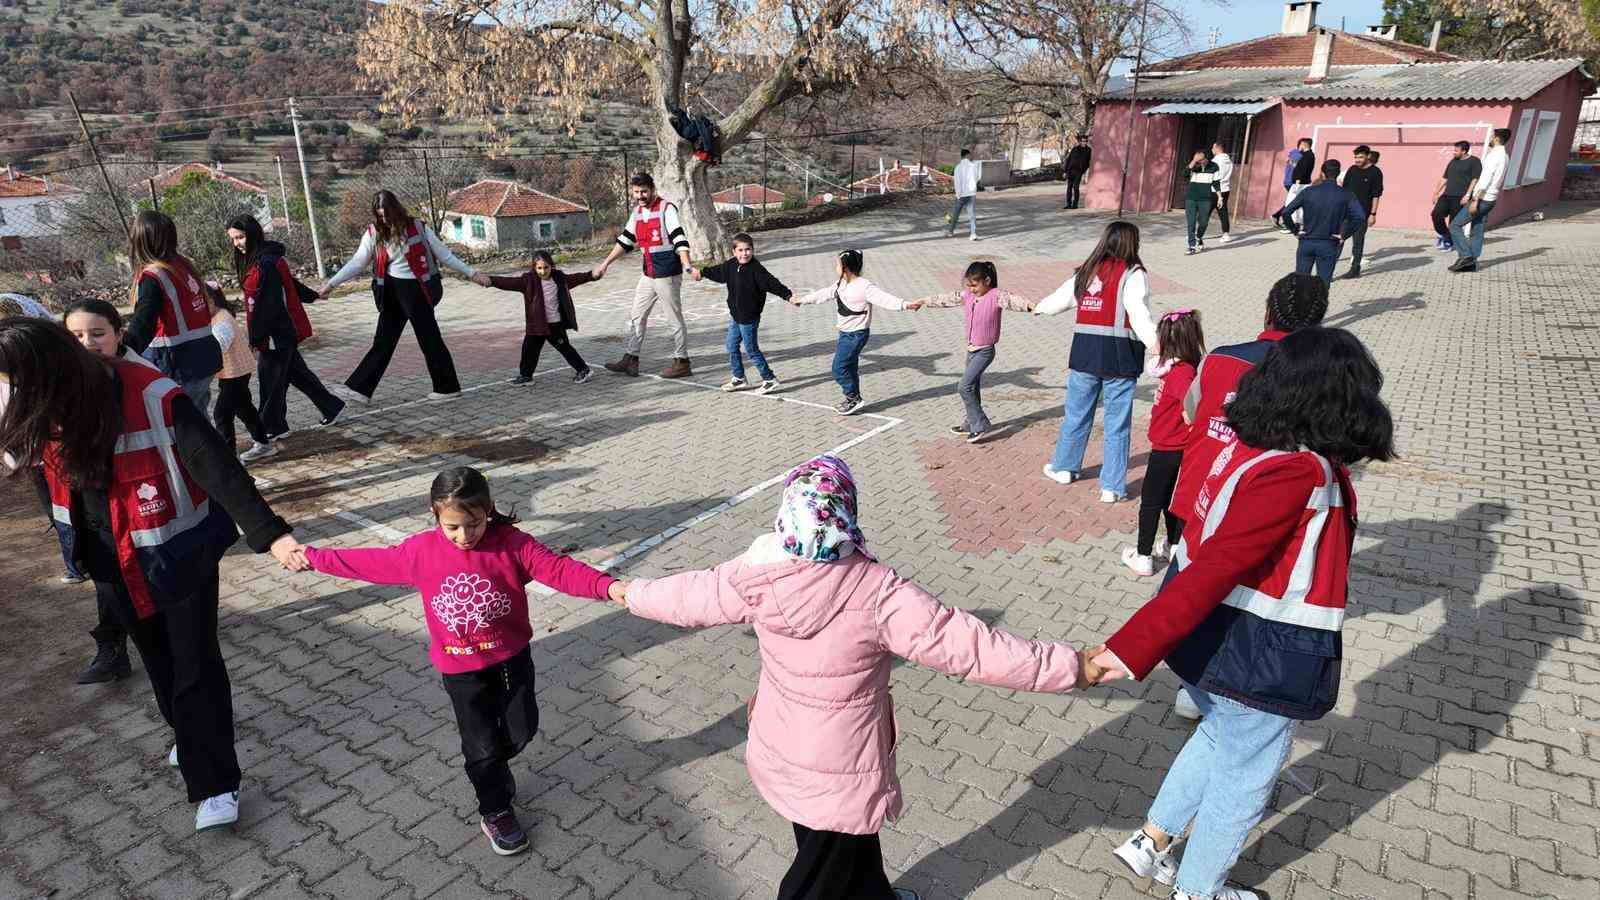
[338,368,565,423]
[640,372,903,424]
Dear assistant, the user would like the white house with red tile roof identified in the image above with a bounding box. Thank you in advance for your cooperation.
[443,179,592,249]
[849,161,953,195]
[149,162,275,230]
[711,184,786,214]
[0,167,84,238]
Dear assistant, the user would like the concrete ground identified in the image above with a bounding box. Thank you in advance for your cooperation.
[2,183,1597,899]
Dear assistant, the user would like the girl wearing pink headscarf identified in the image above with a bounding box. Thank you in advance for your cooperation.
[621,454,1089,900]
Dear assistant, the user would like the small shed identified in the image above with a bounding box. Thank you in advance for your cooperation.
[444,179,592,250]
[0,167,83,239]
[849,162,953,195]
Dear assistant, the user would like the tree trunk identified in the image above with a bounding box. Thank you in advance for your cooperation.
[653,121,729,262]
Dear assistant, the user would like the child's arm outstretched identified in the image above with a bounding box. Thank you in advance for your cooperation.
[756,264,792,302]
[996,289,1036,312]
[790,284,837,306]
[485,275,528,294]
[906,291,964,310]
[563,270,600,291]
[515,535,618,603]
[876,574,1082,691]
[304,541,415,585]
[624,558,755,629]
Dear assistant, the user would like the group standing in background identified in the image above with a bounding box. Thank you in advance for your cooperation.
[1274,158,1366,286]
[1432,141,1480,252]
[1206,142,1234,244]
[1182,151,1221,254]
[1449,127,1511,273]
[1337,144,1384,279]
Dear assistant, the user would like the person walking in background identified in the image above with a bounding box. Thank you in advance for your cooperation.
[1273,138,1315,235]
[595,173,695,379]
[1450,128,1511,273]
[123,211,224,414]
[319,191,489,402]
[1431,141,1480,252]
[1062,134,1091,209]
[1338,145,1384,279]
[1276,159,1366,286]
[692,232,792,394]
[947,149,981,240]
[1208,142,1234,244]
[1036,221,1158,502]
[1182,150,1220,255]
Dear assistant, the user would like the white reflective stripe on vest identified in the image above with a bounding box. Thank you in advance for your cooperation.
[1220,583,1345,630]
[143,267,214,348]
[129,500,212,548]
[114,427,173,454]
[52,503,71,526]
[135,376,203,522]
[1071,267,1136,339]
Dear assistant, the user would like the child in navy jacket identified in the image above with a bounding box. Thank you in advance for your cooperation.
[693,232,792,394]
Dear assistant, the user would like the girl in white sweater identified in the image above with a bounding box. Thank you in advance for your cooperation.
[792,249,917,415]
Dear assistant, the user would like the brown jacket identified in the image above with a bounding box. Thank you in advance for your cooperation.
[486,268,596,336]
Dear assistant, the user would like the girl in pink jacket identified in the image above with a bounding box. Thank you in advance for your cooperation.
[296,467,624,858]
[621,454,1087,900]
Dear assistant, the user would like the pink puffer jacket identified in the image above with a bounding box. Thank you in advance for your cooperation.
[626,533,1081,835]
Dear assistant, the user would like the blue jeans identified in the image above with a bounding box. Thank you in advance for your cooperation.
[1050,369,1135,496]
[1449,199,1496,260]
[725,321,775,381]
[1294,239,1339,286]
[947,195,976,237]
[958,346,996,433]
[832,330,870,399]
[1147,684,1296,897]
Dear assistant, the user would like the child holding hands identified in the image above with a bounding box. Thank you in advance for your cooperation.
[482,250,598,384]
[1123,309,1205,576]
[288,467,623,856]
[692,231,792,394]
[907,261,1035,443]
[792,249,916,416]
[618,454,1093,900]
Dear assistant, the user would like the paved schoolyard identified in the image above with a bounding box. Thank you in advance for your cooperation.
[2,183,1597,899]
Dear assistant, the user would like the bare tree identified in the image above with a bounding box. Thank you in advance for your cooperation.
[1436,0,1600,59]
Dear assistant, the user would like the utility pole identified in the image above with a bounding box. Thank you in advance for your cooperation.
[288,98,326,278]
[1117,0,1153,217]
[68,90,130,242]
[274,155,293,237]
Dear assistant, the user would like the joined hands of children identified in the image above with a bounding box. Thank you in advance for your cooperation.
[470,273,493,287]
[269,534,311,572]
[607,580,630,606]
[1079,644,1129,687]
[688,267,703,282]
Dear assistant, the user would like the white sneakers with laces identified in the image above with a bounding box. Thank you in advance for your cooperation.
[1100,489,1121,503]
[1121,547,1155,577]
[195,791,239,831]
[1042,464,1077,484]
[1113,829,1178,886]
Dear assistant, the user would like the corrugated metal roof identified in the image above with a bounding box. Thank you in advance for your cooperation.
[1144,100,1280,116]
[1109,59,1587,104]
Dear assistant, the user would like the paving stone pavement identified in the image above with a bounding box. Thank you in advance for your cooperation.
[2,184,1597,899]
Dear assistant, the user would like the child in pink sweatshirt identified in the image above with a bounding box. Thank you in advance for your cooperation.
[297,466,623,857]
[618,454,1087,900]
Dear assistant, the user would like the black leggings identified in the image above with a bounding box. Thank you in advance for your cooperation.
[1431,195,1463,238]
[778,823,895,900]
[213,375,268,449]
[1139,448,1186,556]
[347,278,461,397]
[520,327,588,376]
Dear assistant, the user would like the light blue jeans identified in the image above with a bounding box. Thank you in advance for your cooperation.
[1147,684,1296,898]
[1049,369,1135,496]
[947,195,977,237]
[1449,199,1496,260]
[725,321,775,381]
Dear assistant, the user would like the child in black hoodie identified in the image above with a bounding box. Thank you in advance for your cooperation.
[693,232,792,394]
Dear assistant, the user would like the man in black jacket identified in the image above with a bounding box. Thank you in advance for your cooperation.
[1338,145,1384,278]
[1062,134,1091,209]
[1274,137,1316,235]
[690,232,792,394]
[1275,159,1366,286]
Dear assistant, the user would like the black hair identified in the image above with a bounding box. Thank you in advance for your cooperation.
[1321,158,1341,179]
[1226,327,1395,464]
[838,249,864,277]
[1493,128,1511,145]
[530,249,556,269]
[963,260,998,291]
[1298,137,1313,149]
[226,213,266,287]
[959,149,970,158]
[731,232,754,247]
[62,298,125,332]
[429,466,518,526]
[1075,221,1142,298]
[629,172,655,190]
[371,190,415,244]
[1157,310,1205,367]
[1368,150,1381,163]
[1265,273,1328,332]
[1454,140,1471,152]
[0,318,120,488]
[1353,144,1371,155]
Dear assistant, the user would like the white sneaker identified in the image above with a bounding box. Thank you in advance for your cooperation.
[1121,547,1154,577]
[969,234,979,242]
[1218,233,1233,244]
[238,442,277,463]
[722,377,747,392]
[426,391,461,401]
[1113,830,1178,886]
[1100,489,1121,503]
[1153,537,1170,561]
[167,744,179,768]
[1172,888,1259,900]
[1042,464,1077,485]
[758,378,780,395]
[195,791,239,831]
[1174,686,1203,721]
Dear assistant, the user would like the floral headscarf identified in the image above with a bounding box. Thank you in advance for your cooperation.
[774,454,867,562]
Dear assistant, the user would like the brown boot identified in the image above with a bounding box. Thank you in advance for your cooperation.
[604,353,639,377]
[659,357,692,379]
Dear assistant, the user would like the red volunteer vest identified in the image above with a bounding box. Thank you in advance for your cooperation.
[1066,260,1144,378]
[243,257,314,343]
[372,221,434,287]
[1167,330,1288,522]
[137,258,214,351]
[43,360,219,619]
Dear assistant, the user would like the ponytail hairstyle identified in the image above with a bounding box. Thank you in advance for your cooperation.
[1264,272,1329,332]
[1156,309,1205,367]
[838,248,864,278]
[428,466,518,527]
[1074,220,1142,298]
[963,260,998,294]
[227,213,267,287]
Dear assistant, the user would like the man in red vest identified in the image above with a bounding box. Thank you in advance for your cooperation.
[594,173,695,378]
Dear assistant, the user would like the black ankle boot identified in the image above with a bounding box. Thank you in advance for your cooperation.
[77,639,132,684]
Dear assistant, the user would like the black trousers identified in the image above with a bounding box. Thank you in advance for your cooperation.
[1348,217,1370,267]
[213,374,268,449]
[1138,449,1186,556]
[1210,192,1232,233]
[520,327,588,377]
[1431,195,1463,238]
[1064,172,1084,208]
[778,823,895,900]
[347,279,461,397]
[441,645,539,816]
[106,571,240,802]
[259,346,344,436]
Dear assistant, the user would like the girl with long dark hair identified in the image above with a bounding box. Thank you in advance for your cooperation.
[1087,327,1395,900]
[1035,220,1159,502]
[123,210,224,413]
[316,191,489,402]
[227,214,345,439]
[0,318,305,833]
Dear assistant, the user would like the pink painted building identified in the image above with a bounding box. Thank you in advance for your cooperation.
[1084,1,1594,230]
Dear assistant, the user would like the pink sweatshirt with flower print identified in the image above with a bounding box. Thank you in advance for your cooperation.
[305,524,615,674]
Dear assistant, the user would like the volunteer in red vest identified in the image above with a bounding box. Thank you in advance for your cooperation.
[227,215,346,439]
[1035,220,1158,502]
[318,190,490,402]
[0,318,307,833]
[122,210,224,415]
[1085,327,1395,900]
[593,172,694,379]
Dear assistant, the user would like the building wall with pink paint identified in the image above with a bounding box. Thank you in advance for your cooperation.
[1082,100,1178,215]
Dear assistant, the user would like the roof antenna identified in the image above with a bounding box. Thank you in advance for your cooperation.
[1207,26,1221,49]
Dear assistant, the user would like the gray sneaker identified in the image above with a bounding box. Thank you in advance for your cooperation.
[835,396,866,416]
